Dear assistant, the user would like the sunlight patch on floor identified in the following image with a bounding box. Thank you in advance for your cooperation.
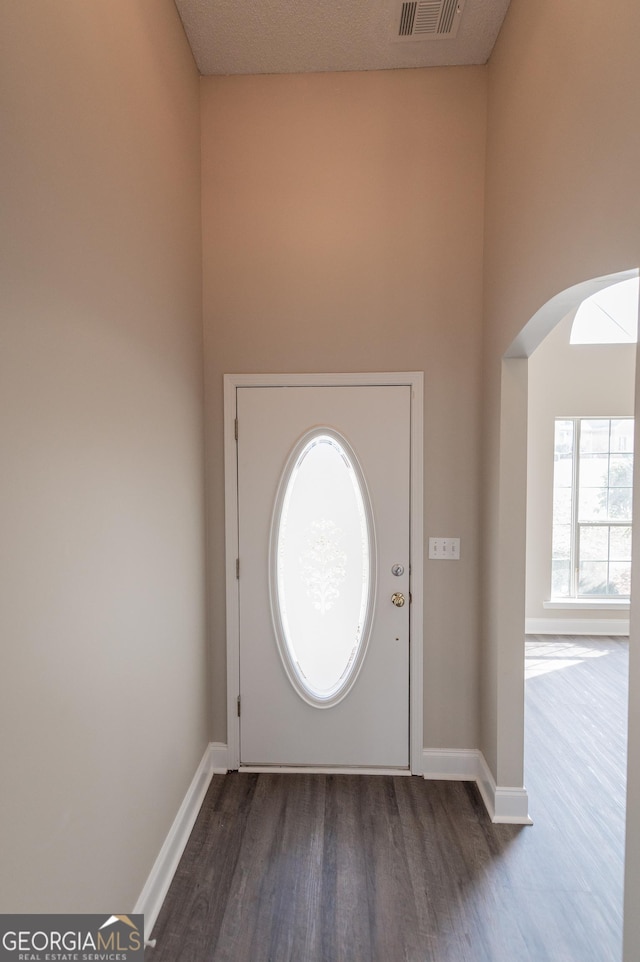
[525,641,612,679]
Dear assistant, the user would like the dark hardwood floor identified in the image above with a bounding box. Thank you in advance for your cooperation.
[148,636,628,962]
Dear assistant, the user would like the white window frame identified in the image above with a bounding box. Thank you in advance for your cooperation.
[551,416,633,601]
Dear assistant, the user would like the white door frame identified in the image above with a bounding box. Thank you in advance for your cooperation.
[223,372,424,774]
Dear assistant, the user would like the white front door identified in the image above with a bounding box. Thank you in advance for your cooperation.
[236,384,411,769]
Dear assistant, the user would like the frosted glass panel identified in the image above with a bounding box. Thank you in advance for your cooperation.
[273,431,374,706]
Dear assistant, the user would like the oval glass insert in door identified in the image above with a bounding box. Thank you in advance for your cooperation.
[270,428,377,707]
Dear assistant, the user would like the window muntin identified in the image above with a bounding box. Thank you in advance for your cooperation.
[552,417,633,599]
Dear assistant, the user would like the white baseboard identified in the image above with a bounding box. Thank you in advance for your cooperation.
[422,749,532,825]
[475,752,533,825]
[134,742,228,939]
[526,617,629,636]
[421,748,481,781]
[210,741,230,773]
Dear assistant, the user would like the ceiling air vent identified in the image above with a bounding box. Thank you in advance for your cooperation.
[396,0,466,40]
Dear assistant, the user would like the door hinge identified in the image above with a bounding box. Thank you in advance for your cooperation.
[236,558,240,579]
[237,695,241,717]
[234,418,238,441]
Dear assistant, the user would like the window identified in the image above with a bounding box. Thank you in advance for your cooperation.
[271,429,375,707]
[570,276,639,345]
[552,418,633,599]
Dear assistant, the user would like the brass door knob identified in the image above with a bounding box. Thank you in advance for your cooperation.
[391,592,405,608]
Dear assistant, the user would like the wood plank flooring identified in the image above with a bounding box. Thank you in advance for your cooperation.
[148,636,628,962]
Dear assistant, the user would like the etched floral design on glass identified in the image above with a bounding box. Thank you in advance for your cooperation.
[299,519,347,614]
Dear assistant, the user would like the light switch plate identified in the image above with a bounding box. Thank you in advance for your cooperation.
[428,537,461,560]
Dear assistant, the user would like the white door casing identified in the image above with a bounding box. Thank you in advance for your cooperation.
[223,373,424,773]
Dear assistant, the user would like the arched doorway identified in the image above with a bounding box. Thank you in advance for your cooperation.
[486,269,637,822]
[495,268,638,804]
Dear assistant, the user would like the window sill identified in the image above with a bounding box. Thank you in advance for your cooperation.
[544,599,630,611]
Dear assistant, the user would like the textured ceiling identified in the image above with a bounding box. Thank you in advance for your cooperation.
[174,0,512,76]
